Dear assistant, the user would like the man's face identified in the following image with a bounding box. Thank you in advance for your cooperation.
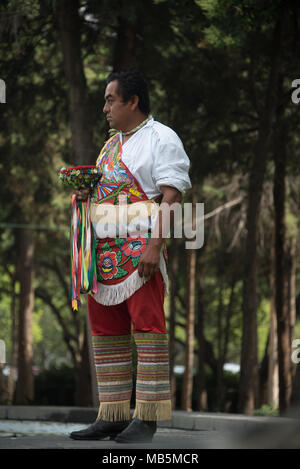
[103,80,131,130]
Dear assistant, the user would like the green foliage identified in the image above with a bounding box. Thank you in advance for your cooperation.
[253,404,279,417]
[196,0,279,48]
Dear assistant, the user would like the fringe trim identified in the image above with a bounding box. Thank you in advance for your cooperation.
[159,252,169,296]
[97,400,131,422]
[91,251,169,306]
[133,400,172,421]
[92,270,146,306]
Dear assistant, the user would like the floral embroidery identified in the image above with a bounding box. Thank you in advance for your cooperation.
[96,234,150,282]
[121,236,147,258]
[98,251,118,280]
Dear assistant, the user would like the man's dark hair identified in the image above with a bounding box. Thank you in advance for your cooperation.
[106,69,150,116]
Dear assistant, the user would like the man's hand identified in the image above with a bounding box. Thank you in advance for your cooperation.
[138,243,161,278]
[73,187,91,201]
[138,185,182,278]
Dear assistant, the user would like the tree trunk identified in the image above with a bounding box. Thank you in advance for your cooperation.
[15,228,35,404]
[273,80,292,415]
[181,246,196,411]
[215,275,236,411]
[259,332,270,407]
[86,304,99,408]
[267,234,279,408]
[221,276,236,410]
[195,249,207,410]
[291,364,300,407]
[288,235,297,405]
[56,0,95,165]
[113,9,135,71]
[7,268,18,404]
[287,234,297,384]
[181,192,197,411]
[56,0,96,406]
[74,307,96,407]
[168,238,178,409]
[238,3,285,414]
[216,283,224,411]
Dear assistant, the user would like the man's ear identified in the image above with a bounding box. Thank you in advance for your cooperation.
[130,94,139,111]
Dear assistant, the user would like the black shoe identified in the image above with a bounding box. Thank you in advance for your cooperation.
[115,418,157,443]
[69,419,130,440]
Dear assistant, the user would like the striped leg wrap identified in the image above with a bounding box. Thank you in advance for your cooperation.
[92,334,133,422]
[133,333,172,421]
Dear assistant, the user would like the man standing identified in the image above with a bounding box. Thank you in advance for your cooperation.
[70,69,191,443]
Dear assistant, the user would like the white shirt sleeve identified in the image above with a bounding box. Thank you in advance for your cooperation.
[152,135,192,194]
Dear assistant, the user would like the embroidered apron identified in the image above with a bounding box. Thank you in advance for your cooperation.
[90,133,168,306]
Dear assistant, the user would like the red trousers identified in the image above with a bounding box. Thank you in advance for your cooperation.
[88,272,167,335]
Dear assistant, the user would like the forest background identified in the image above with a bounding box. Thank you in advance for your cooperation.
[0,0,300,417]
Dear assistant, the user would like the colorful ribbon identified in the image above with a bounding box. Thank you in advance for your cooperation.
[70,194,98,310]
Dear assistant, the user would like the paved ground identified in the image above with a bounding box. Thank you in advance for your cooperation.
[1,420,300,450]
[1,406,300,450]
[0,425,228,449]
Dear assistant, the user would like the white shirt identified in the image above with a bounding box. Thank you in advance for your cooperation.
[120,117,191,199]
